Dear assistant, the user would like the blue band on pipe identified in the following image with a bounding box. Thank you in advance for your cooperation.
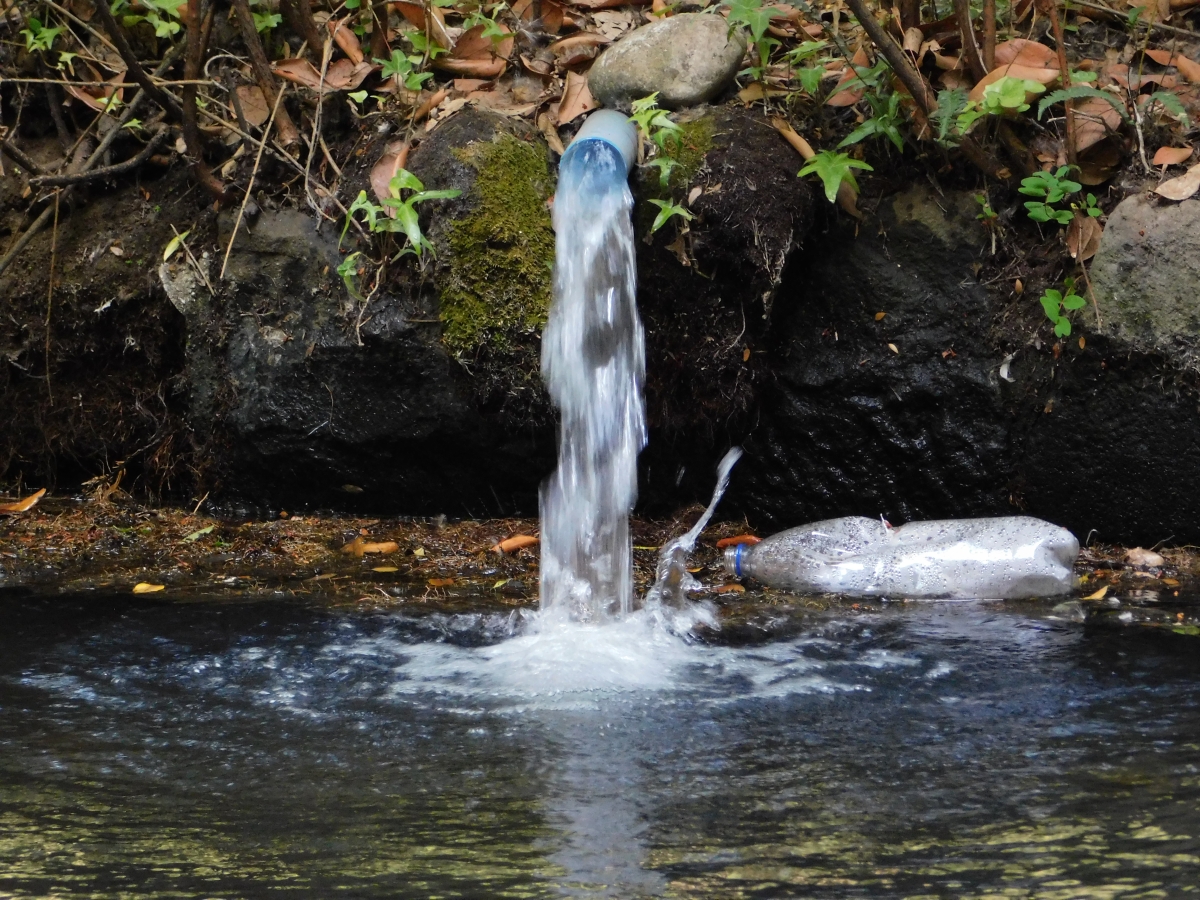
[735,543,744,578]
[565,136,624,163]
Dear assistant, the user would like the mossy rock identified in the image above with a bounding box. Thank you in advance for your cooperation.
[438,133,556,354]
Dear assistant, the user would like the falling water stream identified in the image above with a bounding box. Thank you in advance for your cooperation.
[3,114,1200,897]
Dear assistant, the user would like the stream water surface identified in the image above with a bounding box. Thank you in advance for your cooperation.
[2,588,1198,898]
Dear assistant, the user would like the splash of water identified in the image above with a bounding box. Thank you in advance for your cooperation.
[540,137,644,623]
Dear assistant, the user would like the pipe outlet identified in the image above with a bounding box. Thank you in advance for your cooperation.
[569,109,638,173]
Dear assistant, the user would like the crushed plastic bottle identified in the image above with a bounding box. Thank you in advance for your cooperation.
[724,516,1079,599]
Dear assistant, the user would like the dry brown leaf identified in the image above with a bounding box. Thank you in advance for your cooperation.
[556,69,595,123]
[566,0,649,8]
[454,78,492,92]
[327,17,364,65]
[715,534,762,548]
[373,566,400,572]
[826,45,871,107]
[591,9,634,39]
[1082,585,1108,600]
[435,23,512,78]
[342,536,401,557]
[512,0,565,33]
[414,87,450,122]
[550,31,609,67]
[1155,162,1200,200]
[491,534,539,553]
[1152,145,1194,166]
[902,26,923,53]
[537,111,566,154]
[993,38,1057,69]
[713,583,747,594]
[132,582,166,594]
[236,85,269,127]
[63,66,126,112]
[1144,48,1200,83]
[1077,139,1123,185]
[394,1,454,49]
[370,140,409,206]
[0,488,46,514]
[1066,213,1102,262]
[969,63,1059,103]
[1072,95,1124,155]
[427,577,455,587]
[1126,547,1166,567]
[738,82,789,104]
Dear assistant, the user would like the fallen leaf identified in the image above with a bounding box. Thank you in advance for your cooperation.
[566,0,649,8]
[888,343,900,354]
[1126,547,1165,567]
[1066,213,1102,262]
[341,536,400,557]
[1154,162,1200,201]
[0,488,46,514]
[549,31,609,68]
[827,45,871,107]
[556,69,595,124]
[738,82,790,104]
[370,140,410,205]
[413,547,426,558]
[394,1,454,49]
[1078,336,1086,349]
[1082,585,1108,600]
[713,583,746,593]
[1163,577,1180,586]
[715,534,762,549]
[427,577,455,587]
[327,17,364,64]
[236,85,269,127]
[903,26,923,53]
[435,23,513,78]
[512,0,565,33]
[537,112,566,154]
[742,346,751,362]
[132,582,165,594]
[163,230,190,261]
[491,534,539,553]
[993,38,1058,69]
[875,311,886,320]
[373,566,399,572]
[1153,145,1194,167]
[182,524,215,542]
[1072,95,1123,156]
[1144,48,1200,83]
[109,244,124,257]
[454,78,492,92]
[969,63,1060,104]
[492,578,510,588]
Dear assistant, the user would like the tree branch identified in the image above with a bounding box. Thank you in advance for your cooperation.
[91,0,184,119]
[231,0,300,146]
[31,130,170,187]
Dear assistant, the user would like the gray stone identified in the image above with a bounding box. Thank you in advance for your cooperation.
[588,13,746,109]
[1091,194,1200,357]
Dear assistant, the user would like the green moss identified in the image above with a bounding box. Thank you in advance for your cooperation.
[661,115,714,193]
[440,135,556,354]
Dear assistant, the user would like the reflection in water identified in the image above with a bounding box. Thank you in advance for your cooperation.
[2,590,1200,898]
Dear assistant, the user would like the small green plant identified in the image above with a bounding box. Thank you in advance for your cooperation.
[838,89,904,152]
[341,169,461,259]
[629,93,681,149]
[1019,166,1082,225]
[462,1,508,42]
[979,75,1046,116]
[647,198,694,233]
[20,16,65,52]
[376,49,434,91]
[724,0,777,83]
[1040,277,1086,337]
[975,193,997,223]
[1037,84,1127,122]
[798,150,873,204]
[337,252,367,303]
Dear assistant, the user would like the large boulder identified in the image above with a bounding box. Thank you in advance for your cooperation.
[588,14,747,109]
[1090,194,1200,360]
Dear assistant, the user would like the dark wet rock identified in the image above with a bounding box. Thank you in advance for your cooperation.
[1090,194,1200,360]
[588,14,747,109]
[728,184,1015,528]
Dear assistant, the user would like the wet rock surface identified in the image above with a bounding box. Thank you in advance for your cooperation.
[587,14,747,109]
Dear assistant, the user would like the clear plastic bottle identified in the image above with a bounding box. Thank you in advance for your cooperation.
[724,516,1079,599]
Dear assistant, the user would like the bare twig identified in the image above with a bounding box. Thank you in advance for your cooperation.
[221,84,288,280]
[182,0,228,202]
[983,0,996,70]
[304,37,335,216]
[280,0,324,58]
[0,138,45,176]
[43,0,120,56]
[953,0,988,80]
[231,0,300,146]
[91,0,184,119]
[31,129,169,186]
[45,192,60,405]
[1071,0,1199,38]
[1042,0,1076,167]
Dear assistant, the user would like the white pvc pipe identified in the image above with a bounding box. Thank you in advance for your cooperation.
[570,109,638,173]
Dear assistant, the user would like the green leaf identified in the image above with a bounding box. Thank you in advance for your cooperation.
[163,230,190,261]
[1054,317,1072,337]
[252,10,281,31]
[724,0,772,43]
[646,157,677,188]
[182,525,215,542]
[1037,84,1128,121]
[647,198,694,233]
[392,202,423,253]
[1145,90,1191,126]
[1062,292,1087,311]
[388,170,424,196]
[797,66,824,96]
[348,90,368,104]
[798,151,873,204]
[337,252,365,302]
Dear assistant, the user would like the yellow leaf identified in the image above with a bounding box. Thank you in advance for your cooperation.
[163,230,190,262]
[1082,585,1108,600]
[1163,577,1180,586]
[373,566,399,573]
[133,582,165,594]
[875,312,886,321]
[493,578,509,589]
[413,547,426,558]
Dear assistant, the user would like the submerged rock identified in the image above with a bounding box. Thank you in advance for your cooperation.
[588,14,747,109]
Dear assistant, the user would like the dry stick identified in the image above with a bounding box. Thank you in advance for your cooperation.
[983,0,997,70]
[91,0,183,118]
[220,85,288,280]
[182,0,227,202]
[1042,0,1076,167]
[0,46,175,279]
[954,0,988,80]
[369,0,391,60]
[31,130,170,187]
[0,138,45,176]
[230,0,300,146]
[42,0,120,56]
[44,192,60,404]
[1071,0,1198,38]
[279,0,324,59]
[303,37,335,216]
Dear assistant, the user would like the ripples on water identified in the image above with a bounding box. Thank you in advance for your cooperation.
[2,588,1199,898]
